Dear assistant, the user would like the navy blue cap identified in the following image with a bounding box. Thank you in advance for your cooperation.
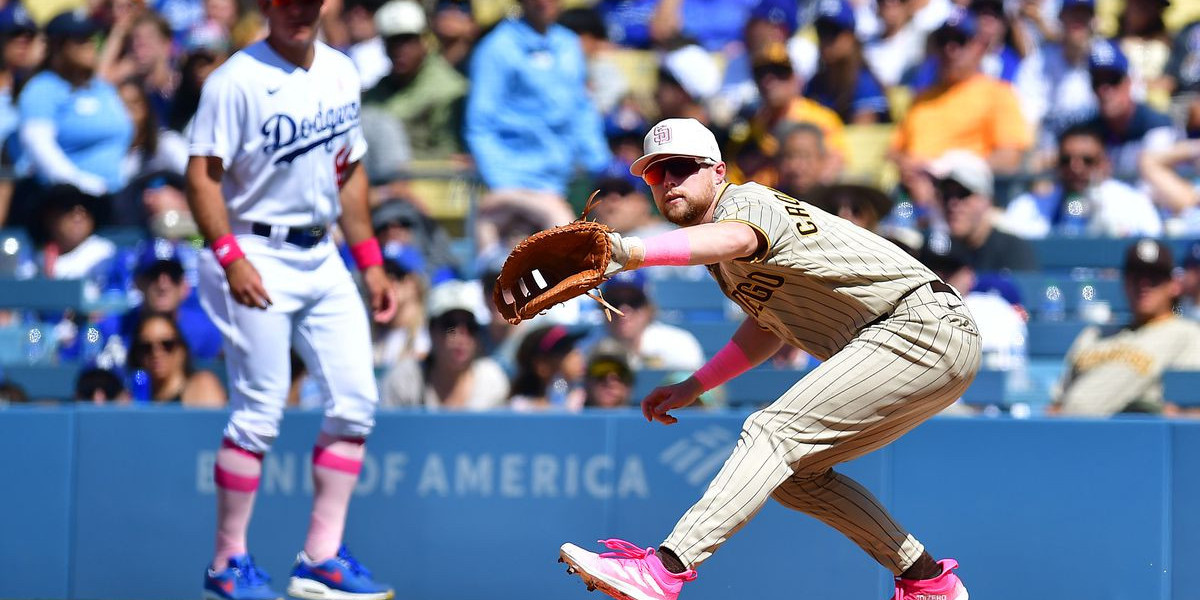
[814,0,855,32]
[45,9,100,39]
[1088,38,1129,76]
[1059,0,1096,11]
[936,7,978,39]
[750,0,799,36]
[0,4,37,35]
[135,238,184,278]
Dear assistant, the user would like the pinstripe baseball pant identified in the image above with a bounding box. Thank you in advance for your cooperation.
[662,283,982,574]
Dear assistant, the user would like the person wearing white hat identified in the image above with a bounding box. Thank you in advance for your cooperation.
[559,117,981,600]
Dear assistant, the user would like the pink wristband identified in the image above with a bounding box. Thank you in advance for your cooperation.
[350,237,384,270]
[642,229,692,267]
[692,340,754,391]
[212,234,245,269]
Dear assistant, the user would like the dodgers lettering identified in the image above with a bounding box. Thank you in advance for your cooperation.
[261,100,361,160]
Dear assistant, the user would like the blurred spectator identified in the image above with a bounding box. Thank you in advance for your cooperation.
[1116,0,1172,104]
[654,43,719,123]
[465,0,611,256]
[98,238,223,362]
[582,272,705,371]
[587,176,671,238]
[1005,123,1162,238]
[806,182,894,231]
[1141,139,1200,235]
[1050,238,1200,416]
[74,366,129,404]
[509,323,588,411]
[380,279,509,409]
[1166,19,1200,97]
[371,199,459,281]
[371,255,429,368]
[150,0,208,42]
[558,7,629,116]
[37,185,116,280]
[0,379,28,404]
[430,0,478,74]
[864,0,927,87]
[0,4,39,141]
[1179,239,1200,320]
[126,312,226,406]
[116,79,192,231]
[969,0,1029,83]
[920,236,1028,372]
[806,0,891,124]
[648,0,759,52]
[715,0,806,124]
[184,0,242,55]
[599,104,651,187]
[726,41,847,186]
[13,10,133,227]
[99,11,178,124]
[341,0,391,91]
[166,46,226,132]
[583,338,635,408]
[931,150,1038,271]
[595,0,657,49]
[1083,38,1177,181]
[889,7,1033,179]
[363,0,467,160]
[773,122,838,199]
[1023,0,1099,153]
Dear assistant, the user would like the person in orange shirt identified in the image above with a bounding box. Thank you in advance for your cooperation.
[725,42,845,187]
[889,7,1032,197]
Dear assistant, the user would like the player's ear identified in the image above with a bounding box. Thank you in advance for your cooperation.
[713,161,727,185]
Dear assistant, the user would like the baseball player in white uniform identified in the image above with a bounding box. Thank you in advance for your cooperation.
[187,1,396,599]
[558,119,982,600]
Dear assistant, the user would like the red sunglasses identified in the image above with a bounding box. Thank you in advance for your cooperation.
[642,157,714,186]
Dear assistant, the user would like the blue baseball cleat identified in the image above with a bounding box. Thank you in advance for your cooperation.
[287,545,394,600]
[203,554,283,600]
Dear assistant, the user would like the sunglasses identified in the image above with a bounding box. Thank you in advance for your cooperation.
[642,157,714,186]
[1058,153,1100,168]
[136,338,180,354]
[1090,69,1124,90]
[937,180,974,201]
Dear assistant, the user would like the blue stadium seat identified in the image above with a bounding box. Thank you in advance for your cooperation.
[1030,237,1127,271]
[631,367,810,408]
[959,369,1006,407]
[0,278,86,311]
[652,278,731,323]
[0,326,24,364]
[1162,370,1200,408]
[687,320,740,358]
[1026,320,1088,359]
[1010,272,1128,320]
[2,363,82,401]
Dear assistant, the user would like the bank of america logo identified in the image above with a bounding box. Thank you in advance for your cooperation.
[659,426,735,486]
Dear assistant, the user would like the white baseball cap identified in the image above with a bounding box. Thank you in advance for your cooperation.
[427,279,490,324]
[375,0,426,37]
[927,150,993,198]
[629,118,722,177]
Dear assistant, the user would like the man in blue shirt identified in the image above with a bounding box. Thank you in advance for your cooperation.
[465,0,611,257]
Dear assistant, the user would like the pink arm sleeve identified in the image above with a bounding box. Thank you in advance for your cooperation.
[692,340,754,391]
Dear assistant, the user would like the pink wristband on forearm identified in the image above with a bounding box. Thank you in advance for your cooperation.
[350,237,384,270]
[693,340,754,391]
[212,234,245,269]
[642,229,692,266]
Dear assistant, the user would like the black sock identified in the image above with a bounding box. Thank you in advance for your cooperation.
[656,547,687,574]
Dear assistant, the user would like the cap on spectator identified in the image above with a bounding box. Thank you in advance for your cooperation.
[974,272,1023,306]
[749,0,798,36]
[661,44,721,101]
[45,9,100,38]
[587,340,634,384]
[1058,0,1095,12]
[934,6,977,39]
[814,0,855,32]
[0,4,37,35]
[1123,239,1174,276]
[1088,38,1128,76]
[435,0,472,15]
[533,324,589,356]
[558,7,607,40]
[135,238,185,280]
[927,150,993,198]
[751,41,793,71]
[603,271,650,308]
[427,279,489,324]
[375,0,426,37]
[1182,240,1200,269]
[372,199,421,231]
[630,118,722,177]
[594,175,636,197]
[967,0,1005,17]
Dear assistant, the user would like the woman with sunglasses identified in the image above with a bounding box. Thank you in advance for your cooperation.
[557,117,980,600]
[127,312,226,406]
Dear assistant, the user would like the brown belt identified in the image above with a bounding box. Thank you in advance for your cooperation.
[866,280,959,328]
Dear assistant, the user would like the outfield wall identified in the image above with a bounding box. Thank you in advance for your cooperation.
[1,407,1194,600]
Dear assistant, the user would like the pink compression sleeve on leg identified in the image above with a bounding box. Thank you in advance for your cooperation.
[641,229,693,267]
[692,340,754,391]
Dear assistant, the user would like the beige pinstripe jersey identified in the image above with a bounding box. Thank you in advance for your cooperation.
[707,182,938,360]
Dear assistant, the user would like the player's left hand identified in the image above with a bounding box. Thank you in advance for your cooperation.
[641,377,704,425]
[362,265,397,323]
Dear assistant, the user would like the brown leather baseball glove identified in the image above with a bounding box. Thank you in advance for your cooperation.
[492,192,633,324]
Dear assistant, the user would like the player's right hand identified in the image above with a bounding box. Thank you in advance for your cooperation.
[224,259,273,309]
[641,377,704,425]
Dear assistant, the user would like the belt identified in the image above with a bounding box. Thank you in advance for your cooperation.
[866,280,960,328]
[250,223,328,248]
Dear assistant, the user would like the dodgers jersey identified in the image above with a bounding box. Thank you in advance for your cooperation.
[188,41,367,228]
[708,181,939,360]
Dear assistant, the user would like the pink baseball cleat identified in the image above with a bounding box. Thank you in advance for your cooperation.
[559,539,697,600]
[893,559,969,600]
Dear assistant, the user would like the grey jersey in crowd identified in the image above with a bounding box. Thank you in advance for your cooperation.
[707,181,939,360]
[1056,316,1200,415]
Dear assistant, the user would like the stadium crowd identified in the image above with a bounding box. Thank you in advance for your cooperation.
[1,0,1200,418]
